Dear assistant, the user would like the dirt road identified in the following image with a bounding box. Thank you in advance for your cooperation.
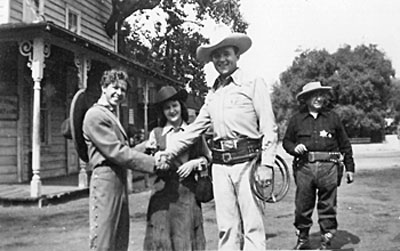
[1,140,400,251]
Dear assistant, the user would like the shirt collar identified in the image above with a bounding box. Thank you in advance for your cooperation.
[213,68,243,90]
[96,100,116,113]
[300,110,329,120]
[162,121,188,136]
[230,68,243,86]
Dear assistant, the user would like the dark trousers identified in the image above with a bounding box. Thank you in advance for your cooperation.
[294,161,338,234]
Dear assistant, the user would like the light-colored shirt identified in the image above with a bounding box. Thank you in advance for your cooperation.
[165,68,278,166]
[148,121,190,166]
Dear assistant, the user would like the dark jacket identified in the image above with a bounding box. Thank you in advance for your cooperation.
[283,110,355,172]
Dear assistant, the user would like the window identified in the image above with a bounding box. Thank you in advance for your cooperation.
[66,7,81,34]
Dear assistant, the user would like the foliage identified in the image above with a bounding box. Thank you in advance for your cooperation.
[273,44,396,141]
[388,78,400,124]
[118,0,248,97]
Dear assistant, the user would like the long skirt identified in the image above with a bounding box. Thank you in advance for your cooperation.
[143,174,206,251]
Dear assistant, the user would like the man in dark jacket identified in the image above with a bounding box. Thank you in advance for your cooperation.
[283,81,355,250]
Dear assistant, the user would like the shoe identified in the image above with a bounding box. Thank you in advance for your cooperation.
[319,232,333,250]
[293,229,310,250]
[293,238,310,250]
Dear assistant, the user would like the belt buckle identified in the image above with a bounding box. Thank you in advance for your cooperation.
[220,139,237,151]
[221,152,232,163]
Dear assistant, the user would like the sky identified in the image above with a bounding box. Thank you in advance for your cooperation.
[203,0,400,85]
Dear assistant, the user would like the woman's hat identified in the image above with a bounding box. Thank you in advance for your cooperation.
[155,86,188,105]
[70,89,91,162]
[196,24,252,63]
[296,81,332,101]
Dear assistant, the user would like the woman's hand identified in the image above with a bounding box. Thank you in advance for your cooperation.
[177,158,205,179]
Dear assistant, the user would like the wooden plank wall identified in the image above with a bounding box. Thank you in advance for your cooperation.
[39,105,68,179]
[0,121,18,183]
[8,0,115,51]
[44,0,115,50]
[9,0,23,23]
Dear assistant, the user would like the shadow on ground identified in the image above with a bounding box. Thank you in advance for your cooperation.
[307,229,360,250]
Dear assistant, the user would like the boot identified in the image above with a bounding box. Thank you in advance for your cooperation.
[293,229,310,250]
[319,232,333,250]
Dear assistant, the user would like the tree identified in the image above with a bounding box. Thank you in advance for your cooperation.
[273,44,396,142]
[388,78,400,125]
[118,0,248,97]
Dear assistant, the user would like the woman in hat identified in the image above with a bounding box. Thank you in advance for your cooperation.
[283,81,355,249]
[143,86,211,251]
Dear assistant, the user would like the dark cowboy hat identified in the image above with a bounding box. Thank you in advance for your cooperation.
[70,89,90,162]
[296,81,332,101]
[155,86,188,105]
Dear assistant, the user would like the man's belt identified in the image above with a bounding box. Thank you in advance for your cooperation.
[306,151,343,163]
[212,138,261,165]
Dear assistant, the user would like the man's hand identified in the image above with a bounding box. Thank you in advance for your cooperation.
[346,171,354,184]
[255,164,273,187]
[294,144,308,155]
[154,151,171,171]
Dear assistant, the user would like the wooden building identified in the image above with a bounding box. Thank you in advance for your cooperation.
[0,0,180,196]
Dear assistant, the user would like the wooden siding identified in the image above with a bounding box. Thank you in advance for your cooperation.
[6,0,115,51]
[44,0,115,51]
[9,0,22,23]
[0,121,18,183]
[0,0,10,23]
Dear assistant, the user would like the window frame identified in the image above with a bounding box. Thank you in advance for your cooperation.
[65,6,81,35]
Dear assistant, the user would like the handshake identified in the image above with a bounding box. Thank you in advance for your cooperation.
[153,151,171,171]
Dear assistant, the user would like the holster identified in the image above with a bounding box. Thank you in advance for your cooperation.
[211,138,261,165]
[337,162,344,186]
[294,151,345,186]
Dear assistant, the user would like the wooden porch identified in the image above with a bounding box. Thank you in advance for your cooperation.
[0,173,152,208]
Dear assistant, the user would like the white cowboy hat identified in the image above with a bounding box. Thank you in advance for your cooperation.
[296,81,332,101]
[196,24,252,63]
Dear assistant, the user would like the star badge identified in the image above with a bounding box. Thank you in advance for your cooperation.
[320,130,328,137]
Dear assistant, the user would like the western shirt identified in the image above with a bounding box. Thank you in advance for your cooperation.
[166,68,278,166]
[283,110,355,172]
[148,122,190,165]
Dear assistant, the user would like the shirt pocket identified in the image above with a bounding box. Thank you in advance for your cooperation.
[321,129,337,148]
[297,130,312,140]
[224,93,252,109]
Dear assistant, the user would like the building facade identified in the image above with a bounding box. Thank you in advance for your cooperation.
[0,0,179,195]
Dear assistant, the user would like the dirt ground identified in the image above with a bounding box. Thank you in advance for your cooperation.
[1,140,400,251]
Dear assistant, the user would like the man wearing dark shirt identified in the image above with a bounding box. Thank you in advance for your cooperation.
[283,81,355,250]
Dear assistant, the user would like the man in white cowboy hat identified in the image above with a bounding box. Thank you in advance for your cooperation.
[283,81,355,250]
[155,24,278,250]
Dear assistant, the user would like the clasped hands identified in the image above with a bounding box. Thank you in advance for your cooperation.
[154,151,203,179]
[154,151,171,171]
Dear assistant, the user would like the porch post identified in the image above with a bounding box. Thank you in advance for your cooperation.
[143,80,150,188]
[19,38,50,197]
[74,55,91,188]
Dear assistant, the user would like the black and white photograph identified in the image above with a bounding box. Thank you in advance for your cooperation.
[0,0,399,250]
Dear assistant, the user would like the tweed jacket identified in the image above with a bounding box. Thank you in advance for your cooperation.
[83,104,154,173]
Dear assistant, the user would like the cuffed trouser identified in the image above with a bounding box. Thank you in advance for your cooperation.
[294,161,338,235]
[212,161,266,251]
[89,166,130,251]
